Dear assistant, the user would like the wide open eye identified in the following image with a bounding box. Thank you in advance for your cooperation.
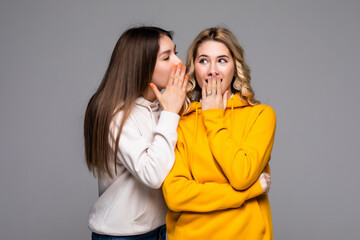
[199,58,208,64]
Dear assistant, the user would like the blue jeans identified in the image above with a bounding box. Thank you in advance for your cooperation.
[91,225,166,240]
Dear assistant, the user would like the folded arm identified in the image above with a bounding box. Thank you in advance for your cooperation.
[162,138,264,213]
[202,106,276,190]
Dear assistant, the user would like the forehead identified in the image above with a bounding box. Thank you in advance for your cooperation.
[158,35,174,52]
[196,40,231,57]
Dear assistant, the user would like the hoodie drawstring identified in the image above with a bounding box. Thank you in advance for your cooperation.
[189,102,199,181]
[147,106,157,132]
[231,97,234,132]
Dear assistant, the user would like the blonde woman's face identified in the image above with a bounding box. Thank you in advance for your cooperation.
[194,40,235,94]
[152,35,181,90]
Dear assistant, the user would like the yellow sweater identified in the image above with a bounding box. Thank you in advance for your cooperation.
[162,94,276,239]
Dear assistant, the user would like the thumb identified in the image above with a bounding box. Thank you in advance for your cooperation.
[222,90,229,109]
[150,83,162,101]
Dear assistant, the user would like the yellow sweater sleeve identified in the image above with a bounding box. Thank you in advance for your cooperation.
[202,106,276,190]
[162,130,264,213]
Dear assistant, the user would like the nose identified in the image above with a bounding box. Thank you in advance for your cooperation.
[173,55,181,65]
[208,62,219,77]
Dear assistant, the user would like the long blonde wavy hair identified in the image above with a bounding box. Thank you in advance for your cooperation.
[182,27,259,114]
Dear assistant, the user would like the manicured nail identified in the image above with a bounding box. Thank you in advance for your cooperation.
[185,75,188,80]
[149,83,154,88]
[182,66,186,71]
[179,62,182,66]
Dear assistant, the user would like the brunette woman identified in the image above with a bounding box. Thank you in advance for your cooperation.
[84,26,188,240]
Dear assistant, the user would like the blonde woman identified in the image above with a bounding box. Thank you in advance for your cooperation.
[163,27,276,239]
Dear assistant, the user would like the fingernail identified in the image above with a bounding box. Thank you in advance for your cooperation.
[182,66,186,71]
[149,83,154,88]
[185,75,188,80]
[179,62,182,66]
[174,64,177,68]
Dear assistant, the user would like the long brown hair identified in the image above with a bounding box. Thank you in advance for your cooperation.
[84,26,173,178]
[183,27,259,113]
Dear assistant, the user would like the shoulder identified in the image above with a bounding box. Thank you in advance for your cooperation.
[249,104,276,118]
[257,104,275,115]
[177,111,197,142]
[251,104,276,129]
[179,108,197,125]
[110,107,140,136]
[237,104,276,128]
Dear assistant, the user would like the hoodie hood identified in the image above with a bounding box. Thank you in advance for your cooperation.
[133,97,161,130]
[183,93,249,116]
[135,97,161,112]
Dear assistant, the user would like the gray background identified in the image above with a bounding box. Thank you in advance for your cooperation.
[1,0,359,239]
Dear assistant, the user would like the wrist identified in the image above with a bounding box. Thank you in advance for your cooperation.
[162,107,180,115]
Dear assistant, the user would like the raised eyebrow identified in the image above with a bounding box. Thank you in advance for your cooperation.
[197,54,230,59]
[197,54,209,59]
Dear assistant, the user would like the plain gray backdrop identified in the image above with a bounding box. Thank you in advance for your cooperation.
[1,0,359,239]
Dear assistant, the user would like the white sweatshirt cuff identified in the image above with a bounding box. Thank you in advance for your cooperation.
[155,111,180,135]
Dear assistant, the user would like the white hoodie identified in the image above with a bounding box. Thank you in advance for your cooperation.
[88,97,180,236]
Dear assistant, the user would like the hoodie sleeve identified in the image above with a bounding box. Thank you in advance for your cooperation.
[111,111,179,189]
[162,129,264,213]
[202,105,276,190]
